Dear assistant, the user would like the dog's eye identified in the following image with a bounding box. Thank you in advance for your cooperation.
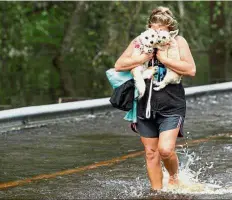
[152,35,154,37]
[162,36,166,39]
[145,37,148,39]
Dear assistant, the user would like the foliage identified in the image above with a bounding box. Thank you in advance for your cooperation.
[0,1,231,108]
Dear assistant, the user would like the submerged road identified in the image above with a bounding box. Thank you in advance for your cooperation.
[1,92,232,199]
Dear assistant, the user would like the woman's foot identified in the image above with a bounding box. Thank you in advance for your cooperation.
[151,186,162,191]
[150,187,162,193]
[168,174,180,189]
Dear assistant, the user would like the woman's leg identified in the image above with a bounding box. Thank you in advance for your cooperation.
[140,136,163,190]
[158,127,179,185]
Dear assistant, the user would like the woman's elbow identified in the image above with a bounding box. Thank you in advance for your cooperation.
[114,62,121,72]
[188,67,196,77]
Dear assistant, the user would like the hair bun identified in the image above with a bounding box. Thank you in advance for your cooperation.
[152,6,174,18]
[147,6,178,31]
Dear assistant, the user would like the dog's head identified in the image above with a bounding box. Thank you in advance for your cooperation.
[139,28,158,53]
[157,29,179,46]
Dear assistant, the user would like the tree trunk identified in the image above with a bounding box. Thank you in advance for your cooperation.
[209,1,226,83]
[177,0,184,36]
[52,1,85,98]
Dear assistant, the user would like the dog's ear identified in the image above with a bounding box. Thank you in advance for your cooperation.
[170,29,179,38]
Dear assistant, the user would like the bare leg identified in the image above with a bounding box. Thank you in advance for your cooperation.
[140,137,163,190]
[158,127,179,185]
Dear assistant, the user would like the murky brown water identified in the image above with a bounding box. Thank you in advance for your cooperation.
[1,92,232,199]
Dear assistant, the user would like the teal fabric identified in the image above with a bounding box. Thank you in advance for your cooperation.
[106,68,132,89]
[124,89,138,123]
[106,68,138,122]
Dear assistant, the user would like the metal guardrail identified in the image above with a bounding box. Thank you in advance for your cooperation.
[184,81,232,96]
[0,81,232,131]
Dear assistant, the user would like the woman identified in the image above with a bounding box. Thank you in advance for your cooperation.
[114,6,196,190]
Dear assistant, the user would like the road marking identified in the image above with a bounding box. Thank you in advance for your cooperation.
[1,133,231,190]
[0,151,144,190]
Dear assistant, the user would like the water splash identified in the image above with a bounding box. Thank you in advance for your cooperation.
[102,142,232,199]
[160,142,232,195]
[88,132,232,199]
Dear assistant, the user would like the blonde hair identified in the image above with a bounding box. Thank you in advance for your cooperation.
[147,6,178,31]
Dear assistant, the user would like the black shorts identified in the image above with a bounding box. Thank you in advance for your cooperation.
[136,112,184,138]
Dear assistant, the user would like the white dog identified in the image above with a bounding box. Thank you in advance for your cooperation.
[131,28,158,98]
[153,29,182,91]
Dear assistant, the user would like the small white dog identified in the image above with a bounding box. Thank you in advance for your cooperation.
[153,29,182,91]
[131,28,158,98]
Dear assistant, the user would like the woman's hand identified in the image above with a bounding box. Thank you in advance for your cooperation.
[155,36,196,76]
[156,47,169,64]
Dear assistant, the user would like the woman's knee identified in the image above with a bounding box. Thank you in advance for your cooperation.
[144,147,160,162]
[158,146,174,159]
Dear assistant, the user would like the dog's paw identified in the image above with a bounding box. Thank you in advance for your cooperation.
[138,86,146,99]
[147,49,153,54]
[153,82,166,91]
[153,86,161,91]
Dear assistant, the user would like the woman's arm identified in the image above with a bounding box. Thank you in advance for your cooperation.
[156,36,196,76]
[114,38,154,72]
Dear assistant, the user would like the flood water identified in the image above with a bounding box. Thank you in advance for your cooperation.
[1,92,232,199]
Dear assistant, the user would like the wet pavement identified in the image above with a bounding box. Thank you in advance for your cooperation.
[1,92,232,199]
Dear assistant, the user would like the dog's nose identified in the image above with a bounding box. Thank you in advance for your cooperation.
[150,41,153,44]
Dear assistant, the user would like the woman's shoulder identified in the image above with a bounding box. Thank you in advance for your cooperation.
[175,35,189,47]
[131,36,141,44]
[133,36,140,42]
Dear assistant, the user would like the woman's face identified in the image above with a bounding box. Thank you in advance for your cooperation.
[150,23,169,32]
